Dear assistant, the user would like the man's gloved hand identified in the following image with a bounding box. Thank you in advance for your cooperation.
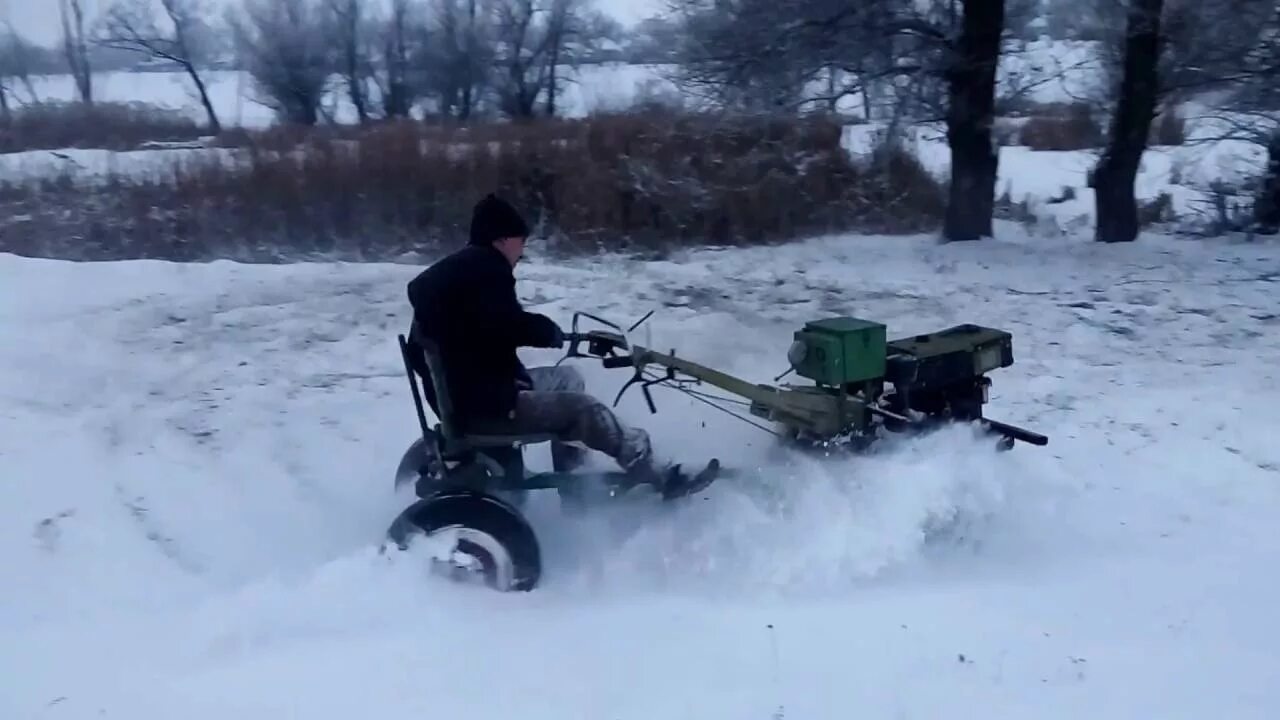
[526,313,566,349]
[548,323,566,349]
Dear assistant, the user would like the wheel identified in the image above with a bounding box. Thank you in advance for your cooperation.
[395,436,431,491]
[396,434,452,495]
[386,489,542,592]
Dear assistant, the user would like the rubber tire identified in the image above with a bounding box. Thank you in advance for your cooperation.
[386,489,542,592]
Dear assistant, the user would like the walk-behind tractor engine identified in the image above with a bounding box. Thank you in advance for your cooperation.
[385,311,1047,593]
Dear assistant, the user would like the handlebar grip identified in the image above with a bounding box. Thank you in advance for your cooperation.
[602,356,633,369]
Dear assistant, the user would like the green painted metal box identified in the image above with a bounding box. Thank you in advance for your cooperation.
[790,316,887,386]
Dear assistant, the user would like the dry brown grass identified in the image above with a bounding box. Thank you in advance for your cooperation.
[0,101,207,153]
[1018,102,1105,151]
[1,109,945,262]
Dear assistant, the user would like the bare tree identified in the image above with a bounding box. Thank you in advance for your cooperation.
[943,0,1006,241]
[489,0,546,118]
[1080,0,1280,242]
[325,0,372,123]
[376,0,422,118]
[228,0,331,126]
[1258,130,1280,233]
[60,0,93,104]
[0,26,37,122]
[541,0,620,116]
[1193,3,1280,234]
[542,0,573,116]
[626,15,681,64]
[486,0,612,119]
[671,0,1023,241]
[671,0,858,113]
[1081,0,1275,107]
[1089,0,1163,243]
[427,0,493,119]
[97,0,222,132]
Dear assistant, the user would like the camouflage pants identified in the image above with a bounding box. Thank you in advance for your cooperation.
[474,365,653,473]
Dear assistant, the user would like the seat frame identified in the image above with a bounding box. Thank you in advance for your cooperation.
[397,331,570,494]
[401,333,556,449]
[393,331,680,505]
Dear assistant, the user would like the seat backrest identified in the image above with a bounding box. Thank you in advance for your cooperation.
[399,329,460,443]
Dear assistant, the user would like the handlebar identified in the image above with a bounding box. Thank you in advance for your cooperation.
[557,311,692,414]
[563,330,631,360]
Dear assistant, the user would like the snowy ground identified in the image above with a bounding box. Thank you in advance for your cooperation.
[3,228,1279,718]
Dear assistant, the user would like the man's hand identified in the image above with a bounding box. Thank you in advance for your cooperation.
[548,323,566,349]
[520,312,565,349]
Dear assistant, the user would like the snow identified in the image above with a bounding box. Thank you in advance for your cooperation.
[0,144,242,182]
[2,33,1279,717]
[4,230,1280,718]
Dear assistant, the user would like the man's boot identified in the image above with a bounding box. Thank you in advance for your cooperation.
[656,459,720,500]
[620,428,719,500]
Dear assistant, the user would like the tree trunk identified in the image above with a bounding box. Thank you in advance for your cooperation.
[461,0,477,119]
[385,80,409,118]
[61,0,92,105]
[346,62,369,124]
[185,62,222,134]
[942,0,1005,242]
[383,42,408,118]
[1091,0,1163,243]
[291,91,320,126]
[1256,130,1280,234]
[545,43,559,117]
[340,1,369,124]
[72,55,92,105]
[827,66,838,114]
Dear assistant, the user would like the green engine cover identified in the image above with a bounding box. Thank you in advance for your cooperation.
[789,316,887,386]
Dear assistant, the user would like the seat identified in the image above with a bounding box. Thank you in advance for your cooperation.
[397,330,555,465]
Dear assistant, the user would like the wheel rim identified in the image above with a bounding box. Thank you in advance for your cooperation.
[424,524,516,591]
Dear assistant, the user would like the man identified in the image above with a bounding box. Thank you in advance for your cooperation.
[405,193,715,499]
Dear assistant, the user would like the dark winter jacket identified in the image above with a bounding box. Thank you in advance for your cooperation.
[405,244,562,433]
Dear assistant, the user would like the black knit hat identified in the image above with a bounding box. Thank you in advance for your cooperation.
[469,193,529,246]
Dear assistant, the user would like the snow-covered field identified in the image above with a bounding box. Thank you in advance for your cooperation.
[3,34,1279,718]
[4,228,1279,718]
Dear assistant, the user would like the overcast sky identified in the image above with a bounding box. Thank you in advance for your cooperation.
[3,0,663,46]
